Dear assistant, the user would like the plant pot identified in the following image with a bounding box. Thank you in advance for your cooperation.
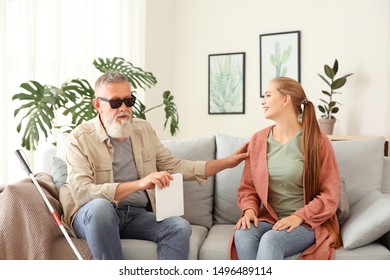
[318,118,336,135]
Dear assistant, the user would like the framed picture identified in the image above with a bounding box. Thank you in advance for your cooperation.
[208,52,245,114]
[259,30,301,97]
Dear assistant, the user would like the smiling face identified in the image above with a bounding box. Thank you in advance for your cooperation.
[93,80,133,139]
[261,81,288,121]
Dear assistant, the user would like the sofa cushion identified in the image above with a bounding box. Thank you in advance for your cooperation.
[199,224,234,260]
[341,190,390,249]
[214,133,249,224]
[121,224,208,260]
[335,242,390,260]
[161,136,215,229]
[331,137,384,207]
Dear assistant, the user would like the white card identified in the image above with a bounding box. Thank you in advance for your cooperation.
[155,173,184,221]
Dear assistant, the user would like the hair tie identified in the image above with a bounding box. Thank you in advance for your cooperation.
[301,97,309,106]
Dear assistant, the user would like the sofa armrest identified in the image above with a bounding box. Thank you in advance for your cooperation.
[379,231,390,251]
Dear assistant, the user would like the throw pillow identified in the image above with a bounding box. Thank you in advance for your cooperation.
[51,156,68,192]
[331,137,384,207]
[341,190,390,249]
[161,136,215,229]
[214,133,249,224]
[337,177,349,225]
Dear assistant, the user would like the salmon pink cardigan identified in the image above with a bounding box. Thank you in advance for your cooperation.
[230,125,340,260]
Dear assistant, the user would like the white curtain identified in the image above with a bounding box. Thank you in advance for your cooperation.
[0,0,145,185]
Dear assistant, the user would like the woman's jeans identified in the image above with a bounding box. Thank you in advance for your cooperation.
[73,198,192,260]
[234,221,315,259]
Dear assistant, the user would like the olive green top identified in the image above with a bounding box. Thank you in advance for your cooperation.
[267,129,304,219]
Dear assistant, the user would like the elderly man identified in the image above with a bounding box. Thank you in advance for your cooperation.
[60,72,248,260]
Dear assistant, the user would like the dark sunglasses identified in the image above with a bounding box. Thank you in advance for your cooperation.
[97,95,136,109]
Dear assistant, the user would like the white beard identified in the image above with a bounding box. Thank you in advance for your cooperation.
[104,112,132,138]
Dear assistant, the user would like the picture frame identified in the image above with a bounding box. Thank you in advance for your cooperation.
[259,30,301,97]
[208,52,245,114]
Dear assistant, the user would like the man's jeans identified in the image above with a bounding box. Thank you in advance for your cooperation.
[234,221,315,259]
[73,198,191,260]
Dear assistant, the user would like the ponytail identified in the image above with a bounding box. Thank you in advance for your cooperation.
[302,101,342,248]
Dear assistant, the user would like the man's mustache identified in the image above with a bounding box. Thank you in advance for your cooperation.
[114,112,131,120]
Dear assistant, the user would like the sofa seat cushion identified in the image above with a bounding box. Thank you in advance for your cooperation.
[121,225,208,260]
[199,224,234,260]
[335,242,390,260]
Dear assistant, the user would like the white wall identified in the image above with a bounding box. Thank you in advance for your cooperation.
[145,0,390,139]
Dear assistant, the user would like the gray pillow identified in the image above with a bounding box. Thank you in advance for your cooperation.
[161,136,215,229]
[214,133,249,224]
[331,137,384,207]
[51,156,68,192]
[341,190,390,249]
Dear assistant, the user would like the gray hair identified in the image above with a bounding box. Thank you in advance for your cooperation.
[94,72,129,95]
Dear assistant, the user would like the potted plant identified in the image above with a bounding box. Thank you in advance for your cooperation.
[317,59,353,135]
[12,57,179,151]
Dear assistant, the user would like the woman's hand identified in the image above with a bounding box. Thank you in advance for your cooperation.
[273,214,303,232]
[235,209,258,230]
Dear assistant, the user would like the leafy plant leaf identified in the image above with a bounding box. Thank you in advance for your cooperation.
[93,57,157,90]
[62,79,96,127]
[331,78,347,90]
[12,81,59,150]
[324,65,335,79]
[162,91,179,136]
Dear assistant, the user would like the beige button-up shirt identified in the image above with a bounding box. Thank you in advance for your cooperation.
[59,116,207,232]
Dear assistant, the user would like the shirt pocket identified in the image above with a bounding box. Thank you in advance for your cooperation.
[142,150,153,162]
[91,161,112,184]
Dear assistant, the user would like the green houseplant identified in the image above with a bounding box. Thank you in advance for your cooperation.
[317,59,353,134]
[12,57,179,150]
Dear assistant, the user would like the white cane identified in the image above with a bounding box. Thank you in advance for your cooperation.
[15,149,83,260]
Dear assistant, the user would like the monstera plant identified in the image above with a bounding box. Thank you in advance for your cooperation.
[12,57,179,150]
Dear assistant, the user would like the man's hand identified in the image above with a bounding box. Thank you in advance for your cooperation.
[115,171,173,201]
[205,141,249,176]
[225,141,249,168]
[272,215,303,232]
[235,208,258,230]
[139,171,174,190]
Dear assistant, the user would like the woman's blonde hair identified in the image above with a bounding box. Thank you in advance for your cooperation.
[270,77,341,248]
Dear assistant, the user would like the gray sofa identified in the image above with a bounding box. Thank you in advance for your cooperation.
[44,133,390,260]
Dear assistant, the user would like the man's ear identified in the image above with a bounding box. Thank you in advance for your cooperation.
[93,98,100,112]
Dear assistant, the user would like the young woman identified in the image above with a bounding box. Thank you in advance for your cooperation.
[231,77,341,260]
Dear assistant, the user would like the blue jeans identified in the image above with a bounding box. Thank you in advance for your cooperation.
[234,221,315,259]
[73,198,192,260]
